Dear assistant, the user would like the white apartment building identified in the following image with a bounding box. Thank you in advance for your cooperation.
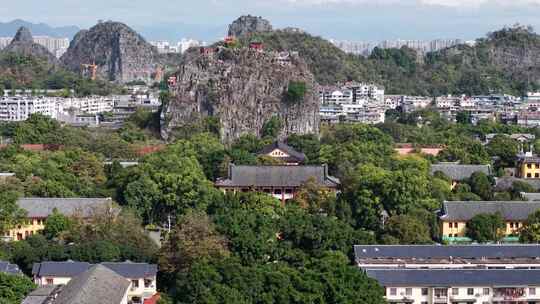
[320,90,353,104]
[62,96,116,114]
[527,92,540,102]
[32,261,158,304]
[0,97,60,121]
[369,269,540,304]
[357,245,540,304]
[33,36,69,58]
[0,37,12,49]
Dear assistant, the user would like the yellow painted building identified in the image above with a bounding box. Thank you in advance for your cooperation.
[440,201,540,242]
[4,197,112,241]
[517,155,540,179]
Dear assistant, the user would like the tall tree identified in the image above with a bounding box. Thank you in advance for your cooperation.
[0,191,26,236]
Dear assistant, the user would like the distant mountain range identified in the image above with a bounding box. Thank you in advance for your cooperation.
[0,19,80,38]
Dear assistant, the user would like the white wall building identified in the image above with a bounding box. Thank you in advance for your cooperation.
[0,97,60,121]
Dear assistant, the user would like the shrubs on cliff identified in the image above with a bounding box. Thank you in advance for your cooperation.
[285,80,306,103]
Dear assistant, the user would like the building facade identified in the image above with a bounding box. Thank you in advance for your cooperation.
[439,201,540,242]
[3,197,113,241]
[32,261,158,304]
[215,164,340,203]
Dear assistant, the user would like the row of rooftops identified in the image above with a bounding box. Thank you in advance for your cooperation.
[23,265,134,304]
[440,200,540,221]
[357,245,540,286]
[32,261,157,279]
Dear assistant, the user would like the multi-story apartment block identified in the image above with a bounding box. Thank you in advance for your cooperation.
[357,245,540,304]
[32,261,158,304]
[439,201,540,242]
[62,96,116,114]
[355,245,540,269]
[369,268,540,304]
[32,36,70,58]
[0,96,60,121]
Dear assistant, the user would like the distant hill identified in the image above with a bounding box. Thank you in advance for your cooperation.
[0,19,79,38]
[236,20,540,96]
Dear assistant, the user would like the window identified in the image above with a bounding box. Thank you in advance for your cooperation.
[389,288,397,296]
[510,222,514,228]
[530,288,536,296]
[452,288,459,295]
[274,189,282,195]
[144,279,153,288]
[46,278,53,285]
[467,288,474,295]
[449,222,453,228]
[284,188,293,194]
[528,164,532,169]
[422,288,428,295]
[483,288,490,295]
[454,222,459,228]
[528,173,532,178]
[131,279,139,288]
[405,288,412,296]
[536,173,539,178]
[421,302,428,304]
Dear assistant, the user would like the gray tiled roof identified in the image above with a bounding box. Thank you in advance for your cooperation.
[53,265,130,304]
[101,262,157,278]
[366,269,540,286]
[258,141,306,163]
[22,285,63,304]
[440,201,540,221]
[495,177,540,191]
[32,261,91,277]
[32,261,157,279]
[18,197,112,218]
[522,193,540,201]
[430,163,491,181]
[0,261,22,275]
[354,245,540,260]
[215,164,340,188]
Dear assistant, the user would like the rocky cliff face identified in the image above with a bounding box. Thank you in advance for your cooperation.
[161,47,319,144]
[228,15,273,37]
[2,27,58,65]
[60,21,174,83]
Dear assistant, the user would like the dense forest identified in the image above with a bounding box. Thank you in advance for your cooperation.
[241,25,540,96]
[2,109,540,302]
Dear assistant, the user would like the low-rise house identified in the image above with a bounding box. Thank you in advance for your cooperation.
[215,164,340,203]
[367,268,540,304]
[257,141,306,165]
[430,163,492,188]
[0,261,22,275]
[439,201,540,242]
[32,261,157,304]
[522,192,540,201]
[484,133,535,144]
[24,265,131,304]
[495,177,540,192]
[516,153,540,179]
[4,197,113,241]
[354,245,540,269]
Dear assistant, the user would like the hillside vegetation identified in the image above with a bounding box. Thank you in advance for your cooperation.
[241,25,540,96]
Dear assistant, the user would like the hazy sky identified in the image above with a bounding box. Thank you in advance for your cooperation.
[1,0,540,41]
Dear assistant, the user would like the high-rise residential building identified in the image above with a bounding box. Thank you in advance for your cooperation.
[0,36,69,58]
[331,38,464,56]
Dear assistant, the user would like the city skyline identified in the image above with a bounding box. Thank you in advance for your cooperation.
[0,0,539,41]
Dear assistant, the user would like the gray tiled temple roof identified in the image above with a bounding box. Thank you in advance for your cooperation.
[18,197,113,218]
[431,163,491,181]
[440,201,540,221]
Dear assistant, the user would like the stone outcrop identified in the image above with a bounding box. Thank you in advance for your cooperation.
[60,21,177,83]
[2,27,58,65]
[228,15,273,38]
[161,47,319,144]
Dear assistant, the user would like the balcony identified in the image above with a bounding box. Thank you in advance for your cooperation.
[433,296,448,303]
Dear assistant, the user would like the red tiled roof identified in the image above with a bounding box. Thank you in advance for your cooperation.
[144,293,160,304]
